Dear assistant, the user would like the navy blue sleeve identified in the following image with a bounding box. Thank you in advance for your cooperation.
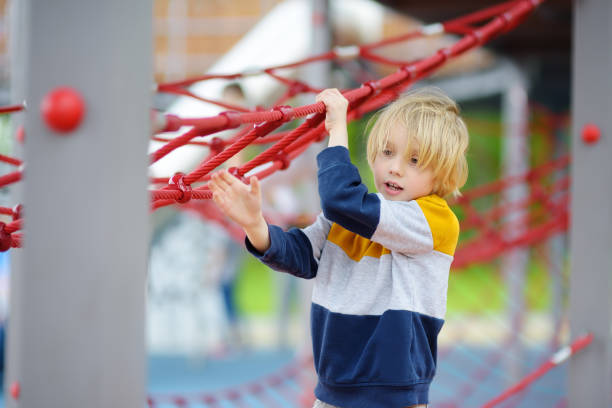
[316,146,381,239]
[245,224,318,279]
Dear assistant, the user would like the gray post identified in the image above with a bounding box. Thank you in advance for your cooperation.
[500,71,530,384]
[6,1,151,407]
[569,0,612,407]
[548,125,567,351]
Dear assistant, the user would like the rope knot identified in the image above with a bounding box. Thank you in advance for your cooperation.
[0,222,12,252]
[500,11,513,26]
[437,48,452,62]
[400,65,418,79]
[12,204,23,221]
[362,80,380,94]
[209,137,225,154]
[272,105,294,122]
[289,82,309,96]
[168,172,192,204]
[228,167,247,183]
[162,114,182,132]
[275,152,291,170]
[471,29,484,44]
[219,111,242,129]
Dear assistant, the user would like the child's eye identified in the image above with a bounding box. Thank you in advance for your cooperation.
[410,157,418,164]
[383,149,393,156]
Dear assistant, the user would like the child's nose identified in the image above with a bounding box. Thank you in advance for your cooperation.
[389,158,404,175]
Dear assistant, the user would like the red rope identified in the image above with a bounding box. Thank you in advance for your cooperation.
[154,0,543,145]
[0,207,13,216]
[481,334,594,408]
[0,154,23,167]
[147,354,314,407]
[0,104,25,114]
[0,171,22,188]
[158,85,251,112]
[444,0,522,33]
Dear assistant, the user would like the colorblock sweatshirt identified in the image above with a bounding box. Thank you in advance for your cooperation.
[246,146,459,408]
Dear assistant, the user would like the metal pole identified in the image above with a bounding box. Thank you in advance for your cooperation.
[500,70,530,384]
[548,122,567,351]
[569,0,612,406]
[6,1,151,407]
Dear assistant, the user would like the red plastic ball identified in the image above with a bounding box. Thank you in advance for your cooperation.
[581,123,600,144]
[40,87,85,133]
[10,381,20,400]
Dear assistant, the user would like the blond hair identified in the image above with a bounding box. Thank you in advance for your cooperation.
[366,87,469,198]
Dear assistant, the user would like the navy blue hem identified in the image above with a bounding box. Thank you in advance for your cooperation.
[315,380,430,408]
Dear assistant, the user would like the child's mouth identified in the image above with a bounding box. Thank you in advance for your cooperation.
[385,182,403,192]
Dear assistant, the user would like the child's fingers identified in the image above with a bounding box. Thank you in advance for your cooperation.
[211,189,223,206]
[209,176,225,194]
[326,88,340,97]
[210,180,231,205]
[212,171,232,191]
[212,185,232,208]
[208,177,219,192]
[316,88,337,103]
[219,170,238,186]
[214,196,230,214]
[249,176,260,197]
[317,89,347,110]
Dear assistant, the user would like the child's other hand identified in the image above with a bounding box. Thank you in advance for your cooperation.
[316,88,348,134]
[209,170,263,229]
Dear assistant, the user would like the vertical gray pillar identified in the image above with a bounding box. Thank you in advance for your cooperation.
[548,125,567,351]
[500,72,530,384]
[569,0,612,407]
[6,1,151,407]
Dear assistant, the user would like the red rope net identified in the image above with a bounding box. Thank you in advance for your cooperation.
[2,0,589,406]
[148,0,546,209]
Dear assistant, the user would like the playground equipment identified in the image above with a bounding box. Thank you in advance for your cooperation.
[3,0,611,406]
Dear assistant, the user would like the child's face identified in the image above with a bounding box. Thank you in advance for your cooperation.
[371,125,434,202]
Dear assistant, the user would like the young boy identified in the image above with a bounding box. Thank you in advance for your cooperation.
[209,87,469,408]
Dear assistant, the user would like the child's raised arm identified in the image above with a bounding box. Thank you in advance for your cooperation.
[316,88,349,149]
[209,170,270,253]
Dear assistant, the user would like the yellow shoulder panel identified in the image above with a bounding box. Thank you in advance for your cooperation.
[415,195,459,256]
[327,223,390,262]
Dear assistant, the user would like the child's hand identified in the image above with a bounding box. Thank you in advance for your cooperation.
[210,170,271,252]
[316,89,349,148]
[209,170,263,229]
